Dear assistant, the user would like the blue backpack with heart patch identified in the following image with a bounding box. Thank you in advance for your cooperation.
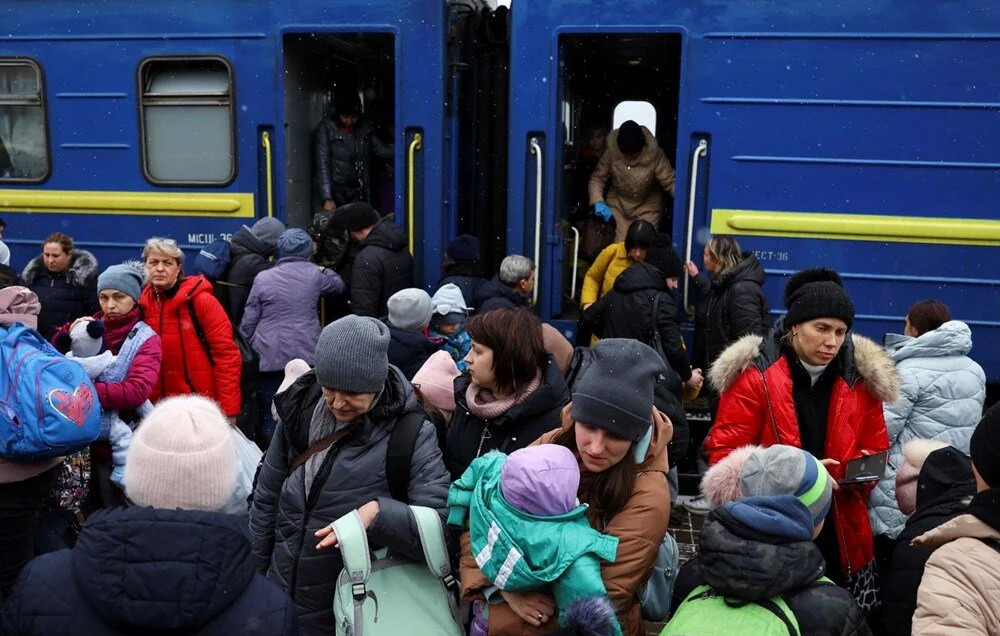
[0,324,101,460]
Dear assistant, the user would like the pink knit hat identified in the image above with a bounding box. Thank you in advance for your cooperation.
[412,351,460,413]
[896,439,949,516]
[125,395,236,512]
[0,286,40,329]
[700,445,760,509]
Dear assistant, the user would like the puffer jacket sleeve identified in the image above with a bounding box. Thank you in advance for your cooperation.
[314,121,333,202]
[370,131,394,161]
[652,150,676,196]
[319,267,345,297]
[581,244,615,306]
[588,148,613,206]
[869,368,918,537]
[913,542,993,636]
[350,248,383,318]
[250,419,291,573]
[554,556,624,636]
[193,292,243,416]
[599,472,670,615]
[95,334,162,411]
[367,420,451,561]
[690,272,711,298]
[656,291,692,382]
[726,282,768,341]
[240,279,263,341]
[705,370,766,465]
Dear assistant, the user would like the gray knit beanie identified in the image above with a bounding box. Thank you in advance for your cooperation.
[387,288,433,332]
[739,445,834,527]
[250,217,286,252]
[571,339,666,442]
[314,315,390,393]
[97,263,145,302]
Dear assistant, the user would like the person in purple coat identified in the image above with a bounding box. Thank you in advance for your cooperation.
[241,228,344,445]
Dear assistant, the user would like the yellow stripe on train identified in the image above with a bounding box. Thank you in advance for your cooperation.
[711,208,1000,247]
[0,189,254,218]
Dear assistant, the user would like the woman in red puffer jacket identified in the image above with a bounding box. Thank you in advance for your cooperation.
[138,238,241,418]
[706,268,897,614]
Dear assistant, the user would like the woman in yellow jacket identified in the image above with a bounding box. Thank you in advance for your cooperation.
[581,220,656,309]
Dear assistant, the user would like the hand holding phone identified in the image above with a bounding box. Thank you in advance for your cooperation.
[837,451,888,485]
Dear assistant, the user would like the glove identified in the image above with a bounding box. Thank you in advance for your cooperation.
[594,201,612,221]
[110,465,126,490]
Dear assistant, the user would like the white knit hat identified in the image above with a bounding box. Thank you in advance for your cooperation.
[124,395,236,512]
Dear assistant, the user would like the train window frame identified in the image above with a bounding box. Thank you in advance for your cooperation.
[613,100,657,137]
[0,57,51,184]
[137,55,237,187]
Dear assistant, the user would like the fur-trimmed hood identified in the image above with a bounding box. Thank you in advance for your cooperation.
[22,249,98,288]
[708,329,900,404]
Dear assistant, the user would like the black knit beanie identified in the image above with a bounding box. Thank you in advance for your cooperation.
[646,245,684,279]
[336,202,381,232]
[783,268,855,328]
[971,403,1000,488]
[571,339,666,442]
[617,120,646,155]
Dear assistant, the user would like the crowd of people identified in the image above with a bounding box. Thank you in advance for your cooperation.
[0,124,996,635]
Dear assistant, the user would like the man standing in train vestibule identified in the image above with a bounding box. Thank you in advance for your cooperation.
[589,119,676,242]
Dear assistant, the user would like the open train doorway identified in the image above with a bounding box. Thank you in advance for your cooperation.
[554,33,682,319]
[282,33,395,230]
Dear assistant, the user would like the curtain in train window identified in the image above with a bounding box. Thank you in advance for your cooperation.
[0,60,48,182]
[139,58,235,185]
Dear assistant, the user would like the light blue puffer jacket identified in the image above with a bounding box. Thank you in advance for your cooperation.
[868,320,985,538]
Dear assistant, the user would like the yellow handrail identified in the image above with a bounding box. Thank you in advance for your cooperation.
[262,131,274,218]
[407,133,423,256]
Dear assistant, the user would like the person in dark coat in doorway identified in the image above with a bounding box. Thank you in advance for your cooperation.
[877,440,976,636]
[0,395,299,636]
[475,254,535,313]
[21,232,99,339]
[343,203,413,317]
[216,217,285,325]
[384,288,442,380]
[436,234,488,304]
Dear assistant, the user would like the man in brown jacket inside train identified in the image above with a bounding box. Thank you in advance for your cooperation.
[588,119,676,242]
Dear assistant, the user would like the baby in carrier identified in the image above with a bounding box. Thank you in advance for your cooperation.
[449,444,623,636]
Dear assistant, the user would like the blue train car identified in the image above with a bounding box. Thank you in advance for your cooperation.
[503,1,1000,381]
[0,0,490,289]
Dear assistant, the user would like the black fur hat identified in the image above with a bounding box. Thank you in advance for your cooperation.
[783,267,855,328]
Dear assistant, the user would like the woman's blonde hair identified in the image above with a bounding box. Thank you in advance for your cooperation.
[141,237,184,265]
[707,235,742,276]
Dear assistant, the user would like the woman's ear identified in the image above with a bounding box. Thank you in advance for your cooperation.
[632,426,653,463]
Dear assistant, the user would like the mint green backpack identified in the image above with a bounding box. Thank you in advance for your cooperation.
[331,505,464,636]
[659,577,834,636]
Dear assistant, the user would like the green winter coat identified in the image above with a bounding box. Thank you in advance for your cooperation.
[448,452,622,635]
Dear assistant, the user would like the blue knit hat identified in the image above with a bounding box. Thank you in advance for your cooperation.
[739,445,833,528]
[278,228,313,260]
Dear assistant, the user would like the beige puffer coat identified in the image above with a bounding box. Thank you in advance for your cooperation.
[912,513,1000,635]
[588,126,675,242]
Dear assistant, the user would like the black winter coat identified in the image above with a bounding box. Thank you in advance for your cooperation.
[877,446,976,636]
[313,118,393,207]
[436,261,488,308]
[21,250,99,339]
[672,506,872,636]
[474,275,530,314]
[691,251,770,369]
[0,507,298,636]
[250,367,450,636]
[445,356,570,480]
[386,324,443,380]
[350,218,412,317]
[217,225,275,325]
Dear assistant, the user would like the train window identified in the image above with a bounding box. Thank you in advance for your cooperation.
[138,57,235,185]
[0,59,49,182]
[613,100,656,136]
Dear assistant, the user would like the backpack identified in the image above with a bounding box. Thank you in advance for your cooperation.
[0,324,101,460]
[638,531,680,621]
[660,576,835,636]
[190,239,232,282]
[331,504,464,636]
[186,299,260,440]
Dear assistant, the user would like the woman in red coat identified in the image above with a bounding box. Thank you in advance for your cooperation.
[705,268,897,614]
[138,238,242,419]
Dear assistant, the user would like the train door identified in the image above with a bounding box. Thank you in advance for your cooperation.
[548,33,683,330]
[281,33,395,230]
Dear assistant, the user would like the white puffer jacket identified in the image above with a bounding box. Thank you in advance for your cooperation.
[868,320,986,538]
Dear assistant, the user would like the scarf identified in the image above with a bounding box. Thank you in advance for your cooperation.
[465,372,542,421]
[102,306,143,354]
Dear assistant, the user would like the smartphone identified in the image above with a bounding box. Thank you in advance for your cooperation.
[837,451,888,485]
